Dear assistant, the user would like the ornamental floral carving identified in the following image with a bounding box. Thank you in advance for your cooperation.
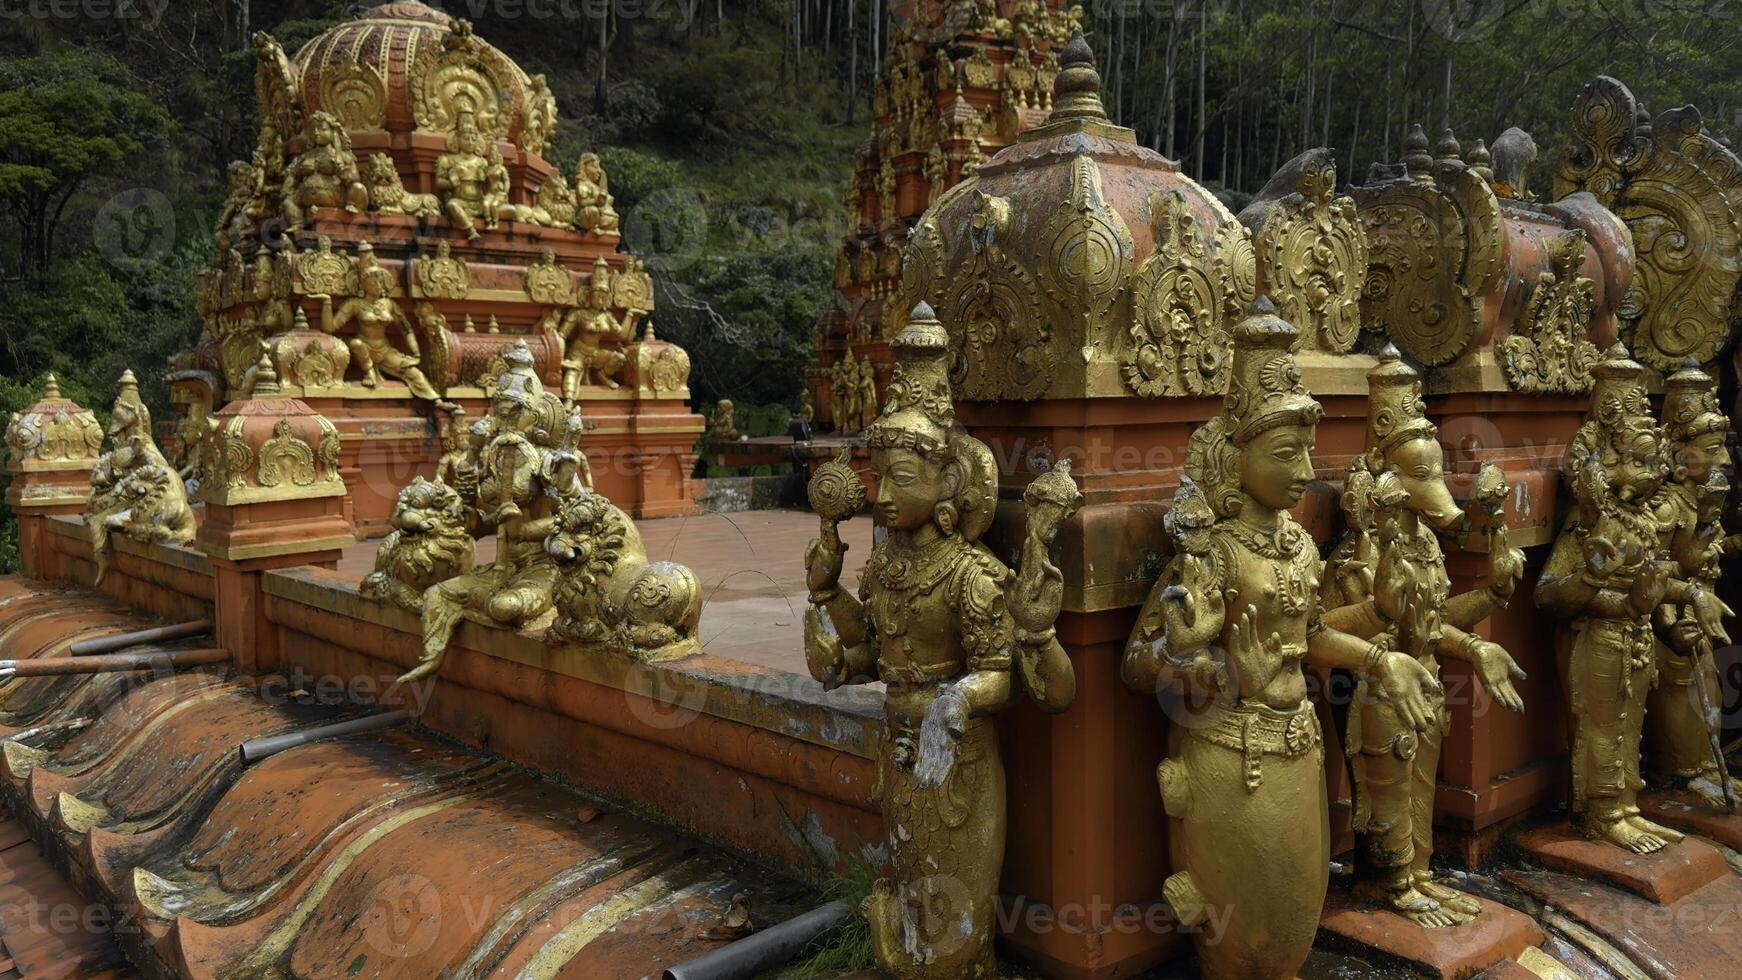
[1499,230,1600,393]
[257,418,318,488]
[4,375,103,468]
[1245,150,1368,353]
[1124,190,1240,397]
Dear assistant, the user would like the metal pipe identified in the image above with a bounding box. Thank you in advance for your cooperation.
[0,648,230,679]
[69,619,212,656]
[239,709,416,764]
[662,900,850,980]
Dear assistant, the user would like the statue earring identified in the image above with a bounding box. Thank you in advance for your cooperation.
[936,503,957,535]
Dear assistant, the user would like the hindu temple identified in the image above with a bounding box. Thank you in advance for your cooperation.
[4,1,1742,979]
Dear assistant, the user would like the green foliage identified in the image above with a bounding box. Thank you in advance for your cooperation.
[759,864,876,979]
[0,49,175,277]
[595,146,684,214]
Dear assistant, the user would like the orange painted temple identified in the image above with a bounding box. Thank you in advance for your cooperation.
[5,3,1742,979]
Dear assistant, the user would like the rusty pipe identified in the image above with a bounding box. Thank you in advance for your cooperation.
[239,709,416,764]
[0,648,230,679]
[661,901,850,980]
[69,619,212,656]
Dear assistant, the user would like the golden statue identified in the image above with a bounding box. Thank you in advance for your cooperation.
[360,477,476,612]
[1646,358,1742,808]
[1537,344,1730,852]
[1122,306,1440,979]
[216,160,268,252]
[857,355,880,432]
[435,99,493,241]
[399,342,576,683]
[713,399,738,440]
[281,110,368,228]
[557,259,633,396]
[803,304,1080,979]
[573,153,620,235]
[364,152,442,219]
[545,489,703,660]
[85,371,196,583]
[313,243,445,403]
[1321,348,1526,927]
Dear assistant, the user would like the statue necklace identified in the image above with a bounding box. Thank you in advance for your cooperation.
[1226,513,1310,616]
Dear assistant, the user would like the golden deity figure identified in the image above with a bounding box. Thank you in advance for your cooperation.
[435,100,494,241]
[281,110,368,228]
[712,399,738,440]
[216,160,269,252]
[1646,358,1742,808]
[313,243,445,404]
[1123,307,1441,980]
[803,304,1080,979]
[557,259,633,396]
[1537,344,1730,852]
[857,355,880,432]
[397,342,579,683]
[1321,349,1527,927]
[572,153,620,235]
[85,371,196,583]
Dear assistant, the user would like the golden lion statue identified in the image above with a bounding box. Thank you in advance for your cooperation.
[361,477,475,611]
[544,490,702,660]
[364,153,442,219]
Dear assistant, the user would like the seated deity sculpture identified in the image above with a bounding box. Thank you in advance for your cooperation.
[572,153,620,234]
[557,262,633,396]
[396,342,577,683]
[802,303,1080,979]
[281,110,368,227]
[313,243,446,404]
[85,371,196,584]
[435,101,493,241]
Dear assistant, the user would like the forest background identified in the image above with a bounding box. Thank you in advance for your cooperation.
[2,0,1741,569]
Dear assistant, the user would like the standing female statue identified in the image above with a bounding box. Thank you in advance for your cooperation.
[1123,305,1439,980]
[803,303,1079,979]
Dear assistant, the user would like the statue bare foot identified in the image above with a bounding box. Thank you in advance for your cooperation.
[1589,813,1667,853]
[1683,771,1742,811]
[1415,877,1482,918]
[1625,813,1685,844]
[1389,886,1461,929]
[861,878,899,966]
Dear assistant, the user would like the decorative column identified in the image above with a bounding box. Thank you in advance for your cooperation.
[3,375,102,579]
[195,357,353,672]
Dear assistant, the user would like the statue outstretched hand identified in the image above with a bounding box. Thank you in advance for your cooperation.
[1371,648,1443,732]
[1471,639,1526,712]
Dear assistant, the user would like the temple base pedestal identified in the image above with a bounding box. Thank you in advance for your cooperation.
[1639,789,1742,851]
[1515,822,1730,905]
[1318,887,1544,979]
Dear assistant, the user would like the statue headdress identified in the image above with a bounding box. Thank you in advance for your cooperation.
[110,369,152,439]
[1661,356,1728,444]
[1364,344,1436,463]
[493,340,543,409]
[865,302,997,540]
[1187,301,1323,517]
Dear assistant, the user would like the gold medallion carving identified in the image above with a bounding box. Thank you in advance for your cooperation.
[1499,230,1599,393]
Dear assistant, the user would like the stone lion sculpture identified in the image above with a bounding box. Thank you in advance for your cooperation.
[543,490,702,660]
[361,477,475,611]
[364,153,442,219]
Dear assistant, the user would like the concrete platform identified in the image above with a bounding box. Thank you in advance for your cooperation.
[335,509,874,676]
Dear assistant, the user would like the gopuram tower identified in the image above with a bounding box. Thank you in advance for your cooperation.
[810,0,1081,434]
[175,1,701,535]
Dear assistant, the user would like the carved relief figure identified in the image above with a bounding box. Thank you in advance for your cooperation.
[1122,306,1439,979]
[1321,349,1526,927]
[803,304,1079,979]
[364,152,442,219]
[557,260,633,396]
[857,357,879,432]
[415,240,470,300]
[281,110,368,227]
[1499,229,1599,394]
[85,371,197,583]
[1537,344,1730,852]
[572,153,620,234]
[712,399,738,440]
[435,100,494,241]
[1646,358,1742,808]
[314,243,444,403]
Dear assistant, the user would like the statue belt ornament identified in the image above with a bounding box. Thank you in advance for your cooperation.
[1189,696,1320,792]
[880,659,965,684]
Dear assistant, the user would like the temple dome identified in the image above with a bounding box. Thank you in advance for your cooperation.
[895,31,1252,401]
[277,1,545,154]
